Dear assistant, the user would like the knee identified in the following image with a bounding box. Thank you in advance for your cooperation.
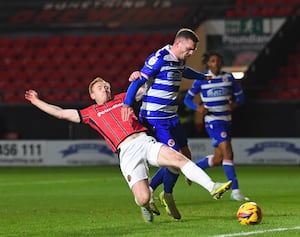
[212,156,223,166]
[135,192,151,206]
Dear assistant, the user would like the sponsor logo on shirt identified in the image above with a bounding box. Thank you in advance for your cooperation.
[97,103,123,117]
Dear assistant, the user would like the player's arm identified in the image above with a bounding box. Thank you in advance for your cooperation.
[229,91,244,111]
[25,89,80,123]
[121,76,147,121]
[183,67,209,80]
[229,74,245,111]
[184,91,208,114]
[127,71,146,102]
[184,83,208,114]
[122,55,161,121]
[123,75,147,106]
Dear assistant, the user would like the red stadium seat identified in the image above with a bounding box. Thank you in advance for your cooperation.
[114,34,131,45]
[0,37,13,47]
[12,37,28,48]
[97,35,113,46]
[79,35,98,46]
[3,91,24,103]
[47,36,62,47]
[28,36,46,48]
[63,36,79,47]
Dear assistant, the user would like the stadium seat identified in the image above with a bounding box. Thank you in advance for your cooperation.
[114,34,131,45]
[28,36,46,48]
[47,36,62,47]
[97,35,113,46]
[79,35,98,46]
[0,37,12,47]
[63,36,79,47]
[3,91,24,103]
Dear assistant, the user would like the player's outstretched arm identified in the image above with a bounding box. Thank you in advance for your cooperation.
[183,67,206,80]
[25,89,80,123]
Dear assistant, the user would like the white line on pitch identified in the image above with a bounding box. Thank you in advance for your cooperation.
[211,226,300,237]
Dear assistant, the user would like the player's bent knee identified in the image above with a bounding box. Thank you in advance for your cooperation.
[135,194,151,206]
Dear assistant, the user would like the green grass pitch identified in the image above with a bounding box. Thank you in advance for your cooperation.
[0,165,299,237]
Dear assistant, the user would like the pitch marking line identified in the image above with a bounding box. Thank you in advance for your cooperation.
[211,226,300,237]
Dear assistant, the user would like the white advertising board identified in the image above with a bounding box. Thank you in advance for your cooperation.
[0,138,299,166]
[189,138,300,165]
[0,140,118,166]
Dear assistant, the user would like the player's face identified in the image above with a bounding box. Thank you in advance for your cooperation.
[207,55,222,75]
[91,81,111,104]
[176,38,197,60]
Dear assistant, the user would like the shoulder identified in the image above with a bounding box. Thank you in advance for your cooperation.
[114,93,126,101]
[221,71,235,80]
[146,45,170,64]
[79,104,96,117]
[145,53,164,67]
[191,79,204,90]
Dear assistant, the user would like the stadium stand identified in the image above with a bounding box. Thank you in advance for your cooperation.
[0,1,298,105]
[0,0,300,139]
[243,8,300,100]
[0,33,174,103]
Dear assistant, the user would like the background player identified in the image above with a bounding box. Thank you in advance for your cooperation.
[184,51,249,201]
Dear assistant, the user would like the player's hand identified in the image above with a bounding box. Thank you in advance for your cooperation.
[121,105,135,121]
[196,104,208,114]
[228,100,237,111]
[129,71,142,82]
[25,89,39,103]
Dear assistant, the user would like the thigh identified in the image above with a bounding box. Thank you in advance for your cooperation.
[147,118,180,151]
[119,140,149,189]
[205,121,232,147]
[217,140,233,159]
[147,117,188,151]
[171,118,189,149]
[119,134,163,188]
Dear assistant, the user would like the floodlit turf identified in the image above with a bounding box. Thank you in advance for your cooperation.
[0,165,299,237]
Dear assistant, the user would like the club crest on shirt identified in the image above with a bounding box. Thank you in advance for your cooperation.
[148,56,158,66]
[223,77,229,82]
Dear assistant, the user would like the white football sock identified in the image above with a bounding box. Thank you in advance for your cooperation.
[181,161,214,192]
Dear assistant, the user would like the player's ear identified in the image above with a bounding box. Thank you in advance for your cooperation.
[90,93,95,100]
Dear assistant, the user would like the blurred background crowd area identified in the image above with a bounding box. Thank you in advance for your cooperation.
[0,0,299,139]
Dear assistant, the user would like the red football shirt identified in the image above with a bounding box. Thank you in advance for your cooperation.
[79,93,147,152]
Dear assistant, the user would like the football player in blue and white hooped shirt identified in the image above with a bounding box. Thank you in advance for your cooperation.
[184,51,249,201]
[122,28,208,220]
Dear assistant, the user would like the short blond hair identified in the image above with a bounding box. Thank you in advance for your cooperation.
[88,77,111,95]
[175,28,199,43]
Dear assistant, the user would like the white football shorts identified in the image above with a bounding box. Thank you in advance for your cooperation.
[118,133,163,189]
